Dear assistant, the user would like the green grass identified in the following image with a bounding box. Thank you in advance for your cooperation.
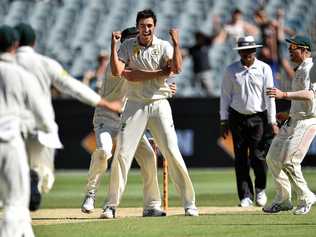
[34,168,316,237]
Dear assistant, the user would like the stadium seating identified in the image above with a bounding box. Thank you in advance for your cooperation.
[2,0,316,97]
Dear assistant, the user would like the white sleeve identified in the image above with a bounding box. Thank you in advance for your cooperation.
[117,41,129,64]
[310,62,316,83]
[263,65,277,124]
[21,69,57,133]
[47,58,101,107]
[220,68,233,120]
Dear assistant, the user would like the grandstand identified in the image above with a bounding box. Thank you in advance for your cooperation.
[1,0,316,97]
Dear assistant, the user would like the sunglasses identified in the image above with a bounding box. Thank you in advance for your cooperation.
[288,43,309,50]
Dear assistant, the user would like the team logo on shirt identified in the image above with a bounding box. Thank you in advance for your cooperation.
[152,49,159,56]
[121,122,126,131]
[61,69,69,77]
[133,45,140,56]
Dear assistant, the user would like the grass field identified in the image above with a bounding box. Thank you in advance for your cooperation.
[33,168,316,237]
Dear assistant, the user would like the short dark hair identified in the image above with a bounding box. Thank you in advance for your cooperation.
[14,23,36,46]
[136,9,157,26]
[232,8,242,15]
[0,25,17,52]
[121,27,138,43]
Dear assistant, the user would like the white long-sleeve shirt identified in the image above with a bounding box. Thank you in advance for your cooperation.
[15,46,103,147]
[290,57,315,119]
[220,58,277,124]
[0,53,54,141]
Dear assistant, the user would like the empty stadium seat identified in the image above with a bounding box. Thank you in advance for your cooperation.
[2,0,316,97]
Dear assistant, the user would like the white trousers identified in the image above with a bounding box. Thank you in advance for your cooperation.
[107,99,196,209]
[0,136,34,237]
[85,119,161,209]
[25,136,55,193]
[267,117,316,204]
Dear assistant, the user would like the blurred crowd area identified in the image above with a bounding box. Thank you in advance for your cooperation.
[1,0,316,97]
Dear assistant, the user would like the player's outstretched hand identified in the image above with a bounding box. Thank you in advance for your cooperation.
[169,28,180,46]
[266,87,286,99]
[97,98,123,114]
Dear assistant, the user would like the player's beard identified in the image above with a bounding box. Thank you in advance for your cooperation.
[139,31,153,46]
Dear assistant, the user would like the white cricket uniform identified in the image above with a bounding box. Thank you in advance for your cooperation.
[15,46,102,193]
[86,66,161,209]
[267,57,316,204]
[106,36,196,210]
[0,53,53,237]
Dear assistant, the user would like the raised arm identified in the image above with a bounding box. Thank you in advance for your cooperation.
[111,31,126,76]
[169,28,182,74]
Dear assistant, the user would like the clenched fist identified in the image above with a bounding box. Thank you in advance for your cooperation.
[169,28,180,46]
[112,31,122,44]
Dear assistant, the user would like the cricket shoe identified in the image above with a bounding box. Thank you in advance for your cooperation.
[185,207,199,216]
[262,201,293,213]
[239,197,253,207]
[293,195,316,215]
[255,189,267,207]
[143,208,166,217]
[29,169,42,211]
[100,206,116,219]
[81,193,96,213]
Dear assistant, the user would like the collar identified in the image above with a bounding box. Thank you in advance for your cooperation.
[136,35,158,47]
[16,46,35,53]
[0,52,16,63]
[239,58,258,70]
[300,57,313,67]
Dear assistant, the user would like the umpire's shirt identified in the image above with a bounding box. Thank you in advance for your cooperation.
[220,58,276,124]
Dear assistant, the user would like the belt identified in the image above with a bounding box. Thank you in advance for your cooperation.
[229,107,266,118]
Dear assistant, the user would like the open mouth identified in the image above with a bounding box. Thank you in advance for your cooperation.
[143,32,151,37]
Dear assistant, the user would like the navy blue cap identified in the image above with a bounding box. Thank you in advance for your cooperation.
[0,25,17,52]
[286,35,312,51]
[14,23,36,46]
[121,27,138,43]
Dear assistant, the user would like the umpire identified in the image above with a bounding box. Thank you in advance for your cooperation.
[220,36,278,207]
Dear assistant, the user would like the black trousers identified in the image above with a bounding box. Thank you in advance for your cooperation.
[228,108,271,201]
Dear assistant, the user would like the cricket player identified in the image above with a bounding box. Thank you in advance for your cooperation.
[81,27,175,217]
[13,23,121,211]
[0,25,53,237]
[101,9,198,218]
[263,36,316,215]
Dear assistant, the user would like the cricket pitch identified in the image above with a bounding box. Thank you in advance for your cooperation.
[30,206,262,225]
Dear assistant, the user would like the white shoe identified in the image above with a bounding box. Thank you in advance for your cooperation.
[185,208,199,216]
[293,195,316,215]
[100,206,116,219]
[256,190,267,207]
[81,194,95,213]
[239,197,253,207]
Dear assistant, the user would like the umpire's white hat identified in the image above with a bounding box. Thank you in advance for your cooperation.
[234,36,263,50]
